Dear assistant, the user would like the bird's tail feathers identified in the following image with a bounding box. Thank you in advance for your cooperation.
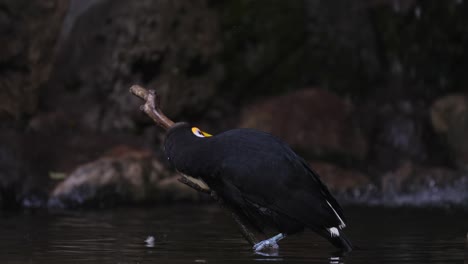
[323,228,353,252]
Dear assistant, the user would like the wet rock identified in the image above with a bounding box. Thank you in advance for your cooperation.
[0,0,68,118]
[21,190,49,209]
[379,162,468,206]
[44,0,223,132]
[49,146,202,209]
[239,88,368,162]
[309,159,468,207]
[431,94,468,170]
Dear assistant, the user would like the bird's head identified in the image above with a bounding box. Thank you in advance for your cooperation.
[164,124,214,174]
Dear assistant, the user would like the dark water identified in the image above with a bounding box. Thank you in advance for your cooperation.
[0,205,466,263]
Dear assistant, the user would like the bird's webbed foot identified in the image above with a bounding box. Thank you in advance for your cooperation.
[252,233,285,252]
[253,239,279,251]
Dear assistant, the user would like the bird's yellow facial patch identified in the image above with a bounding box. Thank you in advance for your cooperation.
[191,127,212,138]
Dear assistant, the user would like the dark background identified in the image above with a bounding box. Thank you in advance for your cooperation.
[1,0,467,210]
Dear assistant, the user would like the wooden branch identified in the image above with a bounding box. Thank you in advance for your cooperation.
[230,211,258,246]
[129,84,258,247]
[129,85,174,130]
[177,176,211,194]
[178,175,258,246]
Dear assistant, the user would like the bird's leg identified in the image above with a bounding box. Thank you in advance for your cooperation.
[253,233,286,251]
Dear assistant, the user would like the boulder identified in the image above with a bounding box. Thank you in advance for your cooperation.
[431,94,468,170]
[239,88,368,162]
[49,146,202,209]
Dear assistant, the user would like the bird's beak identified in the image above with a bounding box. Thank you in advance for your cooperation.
[202,131,212,137]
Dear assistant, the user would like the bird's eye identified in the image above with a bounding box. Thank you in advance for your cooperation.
[192,127,206,138]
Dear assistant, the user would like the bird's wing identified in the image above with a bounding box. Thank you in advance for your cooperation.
[297,157,347,225]
[217,146,346,230]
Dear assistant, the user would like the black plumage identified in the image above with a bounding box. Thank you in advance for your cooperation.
[164,122,352,251]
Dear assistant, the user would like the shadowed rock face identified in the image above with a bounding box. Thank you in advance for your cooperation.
[43,0,223,132]
[0,0,68,208]
[0,0,68,118]
[0,128,57,209]
[0,130,23,209]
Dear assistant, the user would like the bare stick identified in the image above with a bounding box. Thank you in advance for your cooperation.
[230,211,258,246]
[177,176,211,194]
[129,84,258,246]
[130,85,174,130]
[178,176,258,245]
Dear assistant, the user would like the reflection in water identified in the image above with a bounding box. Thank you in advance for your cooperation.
[0,205,466,263]
[254,250,279,257]
[329,256,344,264]
[253,247,347,263]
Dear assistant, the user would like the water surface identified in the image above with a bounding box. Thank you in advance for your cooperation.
[0,205,466,263]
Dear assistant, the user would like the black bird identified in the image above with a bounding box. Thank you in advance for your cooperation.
[164,122,352,252]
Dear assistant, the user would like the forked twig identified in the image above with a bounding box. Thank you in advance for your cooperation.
[130,85,174,130]
[130,84,258,246]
